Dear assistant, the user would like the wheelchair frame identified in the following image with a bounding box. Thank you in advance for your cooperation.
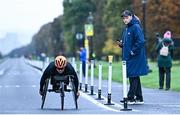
[41,75,78,110]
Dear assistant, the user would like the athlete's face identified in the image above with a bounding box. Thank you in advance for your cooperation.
[122,15,132,25]
[56,67,65,74]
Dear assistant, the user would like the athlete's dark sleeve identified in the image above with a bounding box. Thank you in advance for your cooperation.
[39,62,54,92]
[72,69,79,93]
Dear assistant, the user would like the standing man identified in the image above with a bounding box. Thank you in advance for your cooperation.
[77,47,87,77]
[117,10,148,104]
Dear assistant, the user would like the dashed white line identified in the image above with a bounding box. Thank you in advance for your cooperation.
[0,69,5,75]
[163,104,180,107]
[32,85,37,88]
[15,85,20,88]
[0,85,37,88]
[5,85,9,88]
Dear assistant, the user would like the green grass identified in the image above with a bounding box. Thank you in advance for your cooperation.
[141,61,180,91]
[94,61,122,82]
[77,60,180,92]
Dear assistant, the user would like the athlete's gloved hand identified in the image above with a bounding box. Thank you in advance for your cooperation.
[39,90,43,96]
[76,91,80,99]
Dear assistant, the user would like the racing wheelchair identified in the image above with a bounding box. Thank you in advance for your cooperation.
[41,75,78,110]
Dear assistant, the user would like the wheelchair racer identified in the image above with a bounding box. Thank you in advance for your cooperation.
[39,55,80,97]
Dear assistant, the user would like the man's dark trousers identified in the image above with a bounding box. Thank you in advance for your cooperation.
[127,76,143,101]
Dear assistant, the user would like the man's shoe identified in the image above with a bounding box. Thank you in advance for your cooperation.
[120,99,136,105]
[148,69,152,73]
[128,100,136,105]
[135,99,144,104]
[120,100,124,103]
[120,99,135,105]
[159,87,163,90]
[165,88,170,90]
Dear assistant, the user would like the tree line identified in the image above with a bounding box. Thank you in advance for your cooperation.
[9,0,180,60]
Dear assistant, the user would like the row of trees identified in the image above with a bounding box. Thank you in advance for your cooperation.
[30,0,132,59]
[9,0,180,60]
[134,0,180,60]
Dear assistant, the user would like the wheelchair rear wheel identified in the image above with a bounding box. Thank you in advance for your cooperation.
[41,79,49,109]
[71,82,78,109]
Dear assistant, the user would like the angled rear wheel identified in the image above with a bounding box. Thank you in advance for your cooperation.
[41,79,49,109]
[71,81,78,109]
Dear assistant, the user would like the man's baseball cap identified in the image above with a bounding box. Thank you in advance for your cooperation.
[121,10,133,17]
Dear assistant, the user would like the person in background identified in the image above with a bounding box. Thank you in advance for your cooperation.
[117,10,148,104]
[156,33,162,44]
[77,47,86,77]
[156,31,174,90]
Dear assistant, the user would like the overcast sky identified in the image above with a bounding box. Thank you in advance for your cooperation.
[0,0,63,45]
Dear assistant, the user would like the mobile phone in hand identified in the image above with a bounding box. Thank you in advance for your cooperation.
[116,39,123,48]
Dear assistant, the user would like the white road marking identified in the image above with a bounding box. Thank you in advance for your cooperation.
[80,91,121,112]
[0,69,5,75]
[0,85,37,88]
[163,104,180,107]
[15,85,20,88]
[32,85,37,88]
[94,91,139,112]
[80,89,139,112]
[100,84,122,87]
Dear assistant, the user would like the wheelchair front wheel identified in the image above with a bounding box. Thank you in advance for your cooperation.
[60,82,65,110]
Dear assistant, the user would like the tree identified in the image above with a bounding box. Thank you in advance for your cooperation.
[133,0,180,58]
[91,0,107,59]
[102,36,121,61]
[100,0,131,59]
[63,0,96,56]
[103,0,132,40]
[50,16,64,56]
[102,26,121,61]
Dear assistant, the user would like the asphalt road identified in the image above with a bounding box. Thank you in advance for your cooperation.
[0,57,180,114]
[0,58,119,114]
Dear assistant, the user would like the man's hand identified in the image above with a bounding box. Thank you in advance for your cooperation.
[116,40,123,48]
